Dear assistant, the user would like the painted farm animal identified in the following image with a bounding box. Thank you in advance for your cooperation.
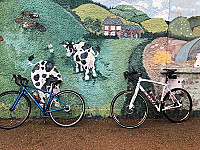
[63,42,100,80]
[35,23,46,32]
[22,21,36,29]
[28,55,62,105]
[15,16,23,23]
[0,36,3,42]
[22,11,40,19]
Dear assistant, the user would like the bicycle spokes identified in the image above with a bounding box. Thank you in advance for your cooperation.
[111,91,148,129]
[163,88,192,123]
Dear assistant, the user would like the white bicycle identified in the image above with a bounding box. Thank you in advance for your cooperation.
[111,69,192,129]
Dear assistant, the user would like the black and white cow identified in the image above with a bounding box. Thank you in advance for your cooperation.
[63,42,100,80]
[28,55,62,104]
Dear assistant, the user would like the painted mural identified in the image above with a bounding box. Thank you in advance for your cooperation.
[1,0,200,117]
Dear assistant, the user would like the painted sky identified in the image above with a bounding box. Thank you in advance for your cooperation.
[93,0,200,21]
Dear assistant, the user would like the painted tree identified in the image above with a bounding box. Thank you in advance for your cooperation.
[83,17,93,30]
[91,18,101,34]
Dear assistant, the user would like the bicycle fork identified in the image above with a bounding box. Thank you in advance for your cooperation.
[128,81,141,110]
[10,89,25,111]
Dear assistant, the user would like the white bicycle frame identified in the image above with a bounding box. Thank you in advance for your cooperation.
[129,76,182,112]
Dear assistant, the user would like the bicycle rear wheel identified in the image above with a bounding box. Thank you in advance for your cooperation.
[111,91,148,129]
[0,91,31,129]
[163,88,192,123]
[49,90,85,127]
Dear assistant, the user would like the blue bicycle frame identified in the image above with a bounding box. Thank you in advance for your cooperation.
[10,84,69,113]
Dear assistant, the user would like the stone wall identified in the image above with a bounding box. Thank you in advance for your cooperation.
[160,67,200,116]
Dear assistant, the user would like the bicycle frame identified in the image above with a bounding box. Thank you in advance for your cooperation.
[10,84,69,113]
[129,76,171,112]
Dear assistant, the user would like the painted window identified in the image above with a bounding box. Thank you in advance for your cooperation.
[104,25,109,30]
[111,31,115,36]
[104,31,109,36]
[116,26,121,30]
[111,26,115,30]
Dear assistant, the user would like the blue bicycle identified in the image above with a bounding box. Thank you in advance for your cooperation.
[0,74,85,129]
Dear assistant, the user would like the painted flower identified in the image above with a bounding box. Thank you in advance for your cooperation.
[48,44,53,49]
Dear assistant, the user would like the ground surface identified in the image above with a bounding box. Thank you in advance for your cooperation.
[0,118,200,149]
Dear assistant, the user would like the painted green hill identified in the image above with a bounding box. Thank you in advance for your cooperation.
[0,0,87,90]
[188,16,200,29]
[52,0,93,9]
[52,0,108,10]
[109,5,150,23]
[169,17,194,39]
[141,18,168,33]
[73,3,140,31]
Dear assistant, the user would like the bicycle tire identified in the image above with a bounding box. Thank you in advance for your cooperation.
[163,88,192,123]
[0,91,31,129]
[49,90,85,127]
[111,91,148,129]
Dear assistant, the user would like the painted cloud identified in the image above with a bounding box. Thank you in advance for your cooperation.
[92,0,200,21]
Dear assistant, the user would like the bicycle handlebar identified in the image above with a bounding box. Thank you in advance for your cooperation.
[123,68,177,81]
[12,74,29,86]
[123,70,140,81]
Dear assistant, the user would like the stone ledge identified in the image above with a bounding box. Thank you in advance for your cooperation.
[160,67,200,74]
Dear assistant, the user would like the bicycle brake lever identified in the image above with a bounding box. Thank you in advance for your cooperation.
[123,71,128,80]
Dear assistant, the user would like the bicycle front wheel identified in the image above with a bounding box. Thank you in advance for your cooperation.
[111,91,148,129]
[49,90,85,127]
[0,91,31,129]
[163,88,192,123]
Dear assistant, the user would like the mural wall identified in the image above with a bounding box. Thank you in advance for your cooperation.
[0,0,200,117]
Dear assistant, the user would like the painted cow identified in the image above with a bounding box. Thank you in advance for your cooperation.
[28,55,62,104]
[15,16,23,23]
[22,21,36,29]
[22,11,40,19]
[63,42,100,80]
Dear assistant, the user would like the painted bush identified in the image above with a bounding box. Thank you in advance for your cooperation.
[141,18,168,33]
[169,17,194,39]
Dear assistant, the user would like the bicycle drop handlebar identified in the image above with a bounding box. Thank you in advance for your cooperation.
[12,74,29,86]
[123,70,141,81]
[123,68,177,81]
